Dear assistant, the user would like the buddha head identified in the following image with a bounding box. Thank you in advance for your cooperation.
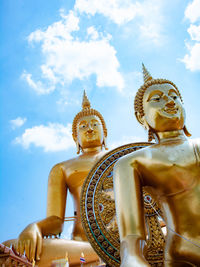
[72,91,108,154]
[134,64,191,142]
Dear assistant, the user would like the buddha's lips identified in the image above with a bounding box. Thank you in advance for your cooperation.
[86,132,96,137]
[163,107,179,114]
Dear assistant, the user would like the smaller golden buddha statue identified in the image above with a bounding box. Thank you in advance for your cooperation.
[4,91,108,266]
[113,65,200,267]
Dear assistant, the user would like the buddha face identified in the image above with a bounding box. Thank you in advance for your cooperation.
[142,83,185,132]
[77,115,104,149]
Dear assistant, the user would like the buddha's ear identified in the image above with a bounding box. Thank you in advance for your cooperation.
[183,125,192,137]
[135,112,146,127]
[75,140,81,154]
[102,136,108,150]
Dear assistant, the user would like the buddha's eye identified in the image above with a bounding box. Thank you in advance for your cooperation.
[80,124,87,129]
[93,123,97,127]
[171,95,178,100]
[151,95,161,101]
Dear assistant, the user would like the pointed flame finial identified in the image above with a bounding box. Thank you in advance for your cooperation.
[142,63,153,83]
[82,90,91,110]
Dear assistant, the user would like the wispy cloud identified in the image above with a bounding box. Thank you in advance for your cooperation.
[15,123,75,152]
[182,42,200,71]
[184,0,200,23]
[182,0,200,71]
[21,71,56,95]
[75,0,165,44]
[23,0,166,96]
[10,117,27,129]
[75,0,140,25]
[24,10,124,94]
[87,26,99,40]
[187,24,200,41]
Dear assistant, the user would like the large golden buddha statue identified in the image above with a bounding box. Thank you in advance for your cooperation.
[113,65,200,267]
[4,91,108,266]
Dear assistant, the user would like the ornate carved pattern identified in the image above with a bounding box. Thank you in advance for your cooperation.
[81,143,165,267]
[143,191,165,265]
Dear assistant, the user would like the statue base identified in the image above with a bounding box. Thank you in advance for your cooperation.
[37,239,99,267]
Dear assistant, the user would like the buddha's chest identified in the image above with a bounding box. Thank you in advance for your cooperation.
[62,157,101,189]
[140,144,200,196]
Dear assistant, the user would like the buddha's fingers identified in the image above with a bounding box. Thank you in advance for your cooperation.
[19,240,25,255]
[16,241,20,254]
[36,234,42,261]
[12,240,17,251]
[25,240,30,260]
[30,240,36,261]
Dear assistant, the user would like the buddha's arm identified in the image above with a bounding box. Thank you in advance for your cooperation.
[17,163,67,261]
[113,157,149,266]
[46,163,67,232]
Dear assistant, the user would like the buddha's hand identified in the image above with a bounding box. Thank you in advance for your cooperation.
[17,223,42,261]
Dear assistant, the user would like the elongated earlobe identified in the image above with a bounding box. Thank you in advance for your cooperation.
[135,112,145,126]
[102,137,108,150]
[183,125,192,137]
[76,140,81,154]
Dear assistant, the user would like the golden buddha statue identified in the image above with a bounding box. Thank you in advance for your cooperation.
[4,91,108,266]
[113,65,200,267]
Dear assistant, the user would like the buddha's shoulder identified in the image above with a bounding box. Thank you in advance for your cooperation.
[51,154,98,170]
[115,145,152,166]
[50,157,80,170]
[50,150,108,170]
[124,138,200,159]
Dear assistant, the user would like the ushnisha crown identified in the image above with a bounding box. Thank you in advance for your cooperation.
[134,64,183,121]
[72,91,107,141]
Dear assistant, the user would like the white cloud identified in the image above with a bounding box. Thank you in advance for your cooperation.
[187,24,200,41]
[28,10,80,43]
[110,135,146,150]
[75,0,139,25]
[75,0,164,44]
[182,42,200,71]
[139,21,162,45]
[182,0,200,71]
[21,72,56,95]
[15,123,75,152]
[10,117,27,129]
[25,10,124,93]
[132,0,165,45]
[87,26,99,40]
[184,0,200,23]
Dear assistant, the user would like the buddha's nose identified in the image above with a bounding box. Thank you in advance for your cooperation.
[166,99,175,108]
[87,127,93,133]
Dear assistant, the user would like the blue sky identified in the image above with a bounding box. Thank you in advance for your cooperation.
[1,0,200,242]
